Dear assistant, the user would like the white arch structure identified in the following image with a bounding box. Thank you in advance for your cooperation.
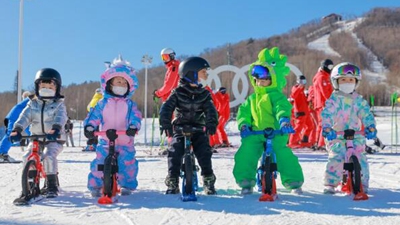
[206,63,303,108]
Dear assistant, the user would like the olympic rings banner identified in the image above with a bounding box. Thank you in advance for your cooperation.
[206,63,303,108]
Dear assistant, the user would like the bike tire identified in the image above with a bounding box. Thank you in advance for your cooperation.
[350,155,362,194]
[21,159,40,198]
[262,156,273,195]
[102,156,114,197]
[184,154,193,194]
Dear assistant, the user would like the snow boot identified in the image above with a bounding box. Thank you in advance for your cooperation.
[241,187,253,195]
[165,176,180,194]
[45,174,59,198]
[203,174,217,195]
[90,189,102,197]
[120,187,132,196]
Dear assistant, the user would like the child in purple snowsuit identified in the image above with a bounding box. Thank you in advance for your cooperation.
[321,62,376,194]
[83,56,142,197]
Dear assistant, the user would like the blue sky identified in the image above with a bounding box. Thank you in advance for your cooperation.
[0,0,398,92]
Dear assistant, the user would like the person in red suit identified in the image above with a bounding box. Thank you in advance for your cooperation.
[215,87,231,147]
[288,75,313,148]
[306,86,318,149]
[154,48,180,102]
[312,59,334,150]
[154,48,180,155]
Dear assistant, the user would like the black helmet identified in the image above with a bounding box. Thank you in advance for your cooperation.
[178,56,210,84]
[320,59,334,73]
[34,68,62,98]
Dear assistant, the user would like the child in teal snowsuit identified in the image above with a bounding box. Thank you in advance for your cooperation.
[233,47,304,194]
[321,62,376,194]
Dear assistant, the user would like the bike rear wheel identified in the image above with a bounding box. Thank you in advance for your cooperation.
[349,155,362,195]
[184,154,193,194]
[22,159,41,198]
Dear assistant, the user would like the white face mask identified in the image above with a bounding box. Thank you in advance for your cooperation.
[39,88,56,97]
[112,86,128,96]
[199,78,208,87]
[338,83,356,94]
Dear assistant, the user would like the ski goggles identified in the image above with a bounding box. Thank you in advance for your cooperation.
[251,65,271,80]
[161,53,171,62]
[337,64,361,77]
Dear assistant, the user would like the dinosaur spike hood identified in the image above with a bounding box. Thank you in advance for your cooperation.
[248,47,290,94]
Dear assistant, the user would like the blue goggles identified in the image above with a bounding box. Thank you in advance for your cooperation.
[251,65,271,79]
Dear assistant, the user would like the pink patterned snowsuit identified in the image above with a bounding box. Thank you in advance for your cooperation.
[84,64,142,191]
[321,91,375,189]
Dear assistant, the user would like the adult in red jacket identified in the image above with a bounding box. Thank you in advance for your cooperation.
[215,87,231,147]
[154,48,180,102]
[306,86,318,148]
[204,85,220,148]
[289,75,313,148]
[312,59,334,150]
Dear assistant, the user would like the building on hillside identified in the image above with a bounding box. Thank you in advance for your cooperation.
[322,13,342,24]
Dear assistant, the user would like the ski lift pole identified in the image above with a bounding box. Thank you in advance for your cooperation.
[391,92,398,153]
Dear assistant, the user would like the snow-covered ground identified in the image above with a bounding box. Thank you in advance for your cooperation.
[1,107,400,225]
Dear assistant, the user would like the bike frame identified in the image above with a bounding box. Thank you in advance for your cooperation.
[175,125,204,202]
[243,128,282,202]
[22,135,47,183]
[94,130,126,204]
[336,130,368,201]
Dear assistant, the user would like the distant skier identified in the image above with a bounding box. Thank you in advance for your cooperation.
[214,87,232,147]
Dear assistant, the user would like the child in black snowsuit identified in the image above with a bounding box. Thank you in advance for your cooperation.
[159,56,219,195]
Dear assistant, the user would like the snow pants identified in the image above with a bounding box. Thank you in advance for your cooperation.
[23,142,63,175]
[233,133,304,189]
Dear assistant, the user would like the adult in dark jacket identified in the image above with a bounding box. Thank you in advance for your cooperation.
[159,56,218,195]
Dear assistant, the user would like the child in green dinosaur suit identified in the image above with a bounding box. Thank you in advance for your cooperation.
[233,47,304,195]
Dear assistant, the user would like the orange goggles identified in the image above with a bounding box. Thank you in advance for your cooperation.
[161,54,171,62]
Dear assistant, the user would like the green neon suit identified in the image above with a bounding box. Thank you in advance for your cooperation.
[233,47,304,190]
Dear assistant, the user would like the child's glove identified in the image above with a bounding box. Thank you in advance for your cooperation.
[322,127,337,141]
[206,126,216,135]
[160,125,173,138]
[240,125,252,138]
[84,125,96,139]
[365,124,377,140]
[126,125,138,137]
[9,130,22,143]
[46,128,60,141]
[279,117,295,134]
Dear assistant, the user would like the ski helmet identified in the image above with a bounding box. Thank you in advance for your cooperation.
[34,68,62,98]
[160,48,176,63]
[320,59,334,73]
[330,62,362,90]
[178,56,210,84]
[251,65,271,80]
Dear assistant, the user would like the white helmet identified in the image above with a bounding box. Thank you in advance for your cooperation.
[330,62,362,90]
[160,48,176,63]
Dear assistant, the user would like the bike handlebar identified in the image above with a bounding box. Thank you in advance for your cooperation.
[94,131,127,136]
[20,135,48,140]
[336,131,364,135]
[174,126,205,133]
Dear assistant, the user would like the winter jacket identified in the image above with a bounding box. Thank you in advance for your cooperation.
[312,69,333,109]
[13,97,67,142]
[159,83,218,130]
[87,92,103,112]
[155,59,180,102]
[290,84,309,117]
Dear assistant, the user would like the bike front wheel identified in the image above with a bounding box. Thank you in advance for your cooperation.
[21,159,41,198]
[349,155,362,195]
[262,156,273,195]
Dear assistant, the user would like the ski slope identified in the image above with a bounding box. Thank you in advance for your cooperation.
[1,107,400,225]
